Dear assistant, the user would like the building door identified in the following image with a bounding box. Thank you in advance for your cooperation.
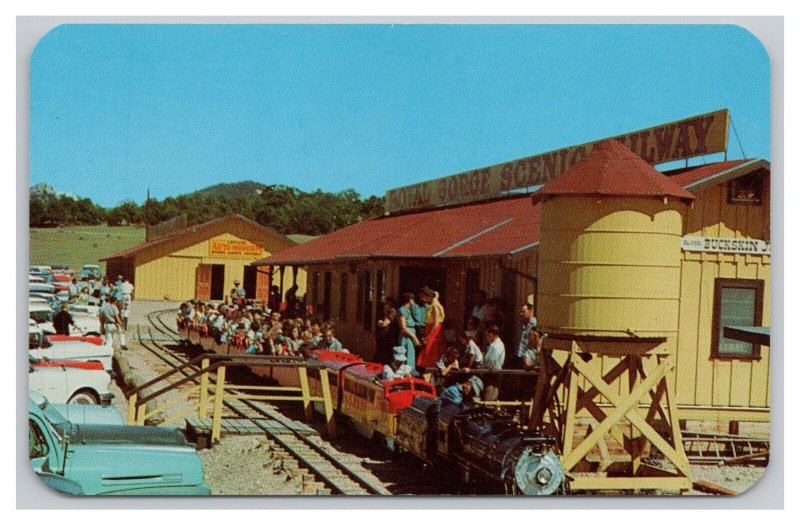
[210,264,225,301]
[500,267,518,343]
[399,266,447,303]
[322,271,332,320]
[242,265,258,299]
[195,264,212,300]
[464,268,481,323]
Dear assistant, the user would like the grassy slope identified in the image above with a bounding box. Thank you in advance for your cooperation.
[29,225,146,273]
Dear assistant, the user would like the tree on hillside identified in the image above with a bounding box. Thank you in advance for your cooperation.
[107,201,142,226]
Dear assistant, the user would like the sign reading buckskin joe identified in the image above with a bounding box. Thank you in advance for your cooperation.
[385,109,729,213]
[208,238,264,258]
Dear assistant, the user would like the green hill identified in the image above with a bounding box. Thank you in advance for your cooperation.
[191,181,269,198]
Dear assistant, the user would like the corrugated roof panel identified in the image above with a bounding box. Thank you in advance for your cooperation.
[253,196,539,265]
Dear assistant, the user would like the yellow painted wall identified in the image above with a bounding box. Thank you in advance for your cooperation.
[128,218,306,301]
[673,179,770,420]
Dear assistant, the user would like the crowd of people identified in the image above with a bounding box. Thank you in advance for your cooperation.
[374,287,545,402]
[177,281,346,358]
[181,279,545,404]
[53,274,134,350]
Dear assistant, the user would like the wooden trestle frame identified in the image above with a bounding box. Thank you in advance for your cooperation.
[528,336,691,493]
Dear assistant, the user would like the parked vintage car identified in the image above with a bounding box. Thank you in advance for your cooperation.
[29,393,211,495]
[81,264,102,280]
[30,266,53,282]
[29,324,114,372]
[30,282,56,295]
[28,302,53,328]
[29,357,114,405]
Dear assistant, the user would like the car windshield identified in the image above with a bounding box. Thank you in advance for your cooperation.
[30,311,52,323]
[39,400,70,440]
[29,333,43,349]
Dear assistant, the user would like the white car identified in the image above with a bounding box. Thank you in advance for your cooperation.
[28,303,55,334]
[29,361,114,405]
[29,324,114,372]
[28,391,124,425]
[30,302,101,336]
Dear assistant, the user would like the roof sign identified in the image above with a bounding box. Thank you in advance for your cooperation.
[385,109,729,213]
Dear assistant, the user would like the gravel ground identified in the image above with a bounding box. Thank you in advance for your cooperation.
[198,435,308,495]
[690,465,767,495]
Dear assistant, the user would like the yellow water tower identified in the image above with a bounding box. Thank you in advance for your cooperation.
[529,140,696,493]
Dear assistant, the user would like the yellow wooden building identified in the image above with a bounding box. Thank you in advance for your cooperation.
[253,111,772,424]
[103,214,306,302]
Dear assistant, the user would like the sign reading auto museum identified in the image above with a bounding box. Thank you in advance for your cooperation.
[208,238,264,258]
[680,236,770,255]
[385,109,729,213]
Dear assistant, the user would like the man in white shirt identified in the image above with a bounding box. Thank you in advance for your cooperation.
[482,324,505,401]
[120,278,134,305]
[99,297,127,350]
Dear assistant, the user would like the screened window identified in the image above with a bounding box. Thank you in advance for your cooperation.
[711,278,764,359]
[727,172,764,205]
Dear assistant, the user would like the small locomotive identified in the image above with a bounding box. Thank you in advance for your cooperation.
[395,396,565,495]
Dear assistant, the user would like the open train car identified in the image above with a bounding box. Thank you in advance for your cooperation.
[340,363,436,440]
[179,320,437,444]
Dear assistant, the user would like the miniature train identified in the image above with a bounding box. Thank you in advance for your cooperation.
[179,323,565,495]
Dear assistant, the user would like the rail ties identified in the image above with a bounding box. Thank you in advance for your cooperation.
[137,308,392,496]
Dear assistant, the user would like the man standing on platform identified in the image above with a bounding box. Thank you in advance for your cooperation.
[482,324,505,402]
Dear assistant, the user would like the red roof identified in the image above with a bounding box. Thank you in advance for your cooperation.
[532,140,695,203]
[663,159,760,189]
[255,154,768,267]
[252,196,541,265]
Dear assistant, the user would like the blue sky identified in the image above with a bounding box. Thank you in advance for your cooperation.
[29,24,770,208]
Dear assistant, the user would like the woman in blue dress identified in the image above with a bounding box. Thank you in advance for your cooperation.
[397,292,421,373]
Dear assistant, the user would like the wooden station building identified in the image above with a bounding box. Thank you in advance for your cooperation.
[103,214,306,302]
[253,109,772,424]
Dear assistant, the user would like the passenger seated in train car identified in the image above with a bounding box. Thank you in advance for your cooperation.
[244,321,263,354]
[298,329,317,358]
[435,346,460,378]
[176,302,194,330]
[439,375,483,406]
[316,327,346,352]
[382,346,414,380]
[284,325,302,355]
[309,319,323,345]
[458,331,483,369]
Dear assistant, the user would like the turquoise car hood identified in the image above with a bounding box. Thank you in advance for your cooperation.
[62,425,210,495]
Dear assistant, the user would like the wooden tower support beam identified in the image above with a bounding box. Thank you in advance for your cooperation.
[530,339,691,493]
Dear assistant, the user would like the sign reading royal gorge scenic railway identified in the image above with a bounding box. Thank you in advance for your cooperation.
[208,238,264,258]
[385,109,729,213]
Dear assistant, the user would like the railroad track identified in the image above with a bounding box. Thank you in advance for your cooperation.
[135,309,391,495]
